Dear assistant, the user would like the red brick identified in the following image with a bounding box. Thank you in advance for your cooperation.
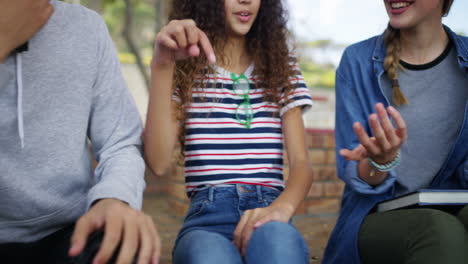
[145,172,159,185]
[168,198,189,217]
[310,149,326,165]
[145,184,162,194]
[167,182,188,201]
[172,165,185,180]
[324,182,345,198]
[306,199,341,215]
[318,167,337,181]
[311,166,324,181]
[308,182,324,198]
[307,133,325,149]
[326,150,336,165]
[294,201,308,215]
[324,133,336,148]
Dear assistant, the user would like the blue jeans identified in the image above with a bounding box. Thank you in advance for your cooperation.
[173,184,309,264]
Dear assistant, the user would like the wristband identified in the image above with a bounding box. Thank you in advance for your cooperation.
[368,151,401,173]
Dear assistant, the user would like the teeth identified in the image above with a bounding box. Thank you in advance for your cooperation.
[391,2,411,9]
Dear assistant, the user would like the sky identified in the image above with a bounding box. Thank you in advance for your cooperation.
[286,0,468,44]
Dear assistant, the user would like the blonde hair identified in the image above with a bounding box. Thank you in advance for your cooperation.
[383,0,454,106]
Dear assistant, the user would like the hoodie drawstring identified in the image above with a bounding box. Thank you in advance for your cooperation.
[16,53,25,149]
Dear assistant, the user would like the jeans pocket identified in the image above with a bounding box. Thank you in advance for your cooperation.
[262,188,282,206]
[184,200,207,221]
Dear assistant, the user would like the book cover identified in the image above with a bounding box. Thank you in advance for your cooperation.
[376,189,468,212]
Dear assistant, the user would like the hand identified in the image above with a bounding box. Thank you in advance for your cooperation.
[233,204,293,256]
[340,103,407,164]
[0,0,54,61]
[151,19,216,67]
[69,199,161,264]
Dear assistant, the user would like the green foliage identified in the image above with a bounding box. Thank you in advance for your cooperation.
[306,39,332,48]
[79,0,156,56]
[102,0,155,54]
[300,61,335,89]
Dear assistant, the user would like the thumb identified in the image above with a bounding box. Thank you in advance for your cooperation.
[254,215,273,229]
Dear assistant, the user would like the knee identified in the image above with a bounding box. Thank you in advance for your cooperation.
[457,205,468,229]
[246,221,309,263]
[415,209,468,247]
[249,221,307,251]
[173,230,242,264]
[252,221,300,241]
[175,230,215,256]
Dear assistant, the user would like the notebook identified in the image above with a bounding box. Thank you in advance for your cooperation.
[376,189,468,212]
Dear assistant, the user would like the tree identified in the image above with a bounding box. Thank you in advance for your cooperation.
[122,0,150,89]
[80,0,172,91]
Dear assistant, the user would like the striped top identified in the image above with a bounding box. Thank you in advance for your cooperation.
[174,60,313,194]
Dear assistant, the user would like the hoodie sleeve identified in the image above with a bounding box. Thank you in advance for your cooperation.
[335,48,396,195]
[86,13,145,210]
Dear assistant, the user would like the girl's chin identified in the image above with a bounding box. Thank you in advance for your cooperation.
[388,17,416,30]
[227,27,251,38]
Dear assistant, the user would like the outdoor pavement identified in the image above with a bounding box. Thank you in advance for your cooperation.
[143,194,337,264]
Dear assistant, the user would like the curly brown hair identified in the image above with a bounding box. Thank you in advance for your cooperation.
[168,0,295,158]
[384,0,454,105]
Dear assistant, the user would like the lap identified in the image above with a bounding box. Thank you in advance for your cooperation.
[0,224,130,264]
[173,230,242,264]
[358,207,468,264]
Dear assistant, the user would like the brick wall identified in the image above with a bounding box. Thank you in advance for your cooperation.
[145,129,343,217]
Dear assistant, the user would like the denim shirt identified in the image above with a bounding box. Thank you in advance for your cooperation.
[323,26,468,264]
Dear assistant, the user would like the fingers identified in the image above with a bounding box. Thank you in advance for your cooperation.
[69,215,103,257]
[353,122,380,156]
[156,19,215,64]
[388,106,408,141]
[168,23,188,49]
[93,216,124,264]
[369,114,391,153]
[253,213,274,229]
[137,215,160,264]
[197,30,216,64]
[375,103,400,146]
[239,220,256,256]
[136,221,152,264]
[347,104,408,164]
[339,145,368,161]
[184,20,199,46]
[156,34,178,50]
[233,210,251,251]
[116,215,139,264]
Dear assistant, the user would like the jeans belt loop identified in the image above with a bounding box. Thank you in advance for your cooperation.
[256,185,263,202]
[208,186,215,202]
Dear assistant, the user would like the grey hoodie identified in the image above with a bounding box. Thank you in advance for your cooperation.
[0,0,145,243]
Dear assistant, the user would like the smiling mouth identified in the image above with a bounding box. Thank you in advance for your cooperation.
[391,1,413,9]
[237,12,251,17]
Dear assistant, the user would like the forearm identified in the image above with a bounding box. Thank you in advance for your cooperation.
[90,148,146,210]
[272,161,313,217]
[144,63,179,175]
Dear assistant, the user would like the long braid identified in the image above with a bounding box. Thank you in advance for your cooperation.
[383,24,409,105]
[383,0,455,106]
